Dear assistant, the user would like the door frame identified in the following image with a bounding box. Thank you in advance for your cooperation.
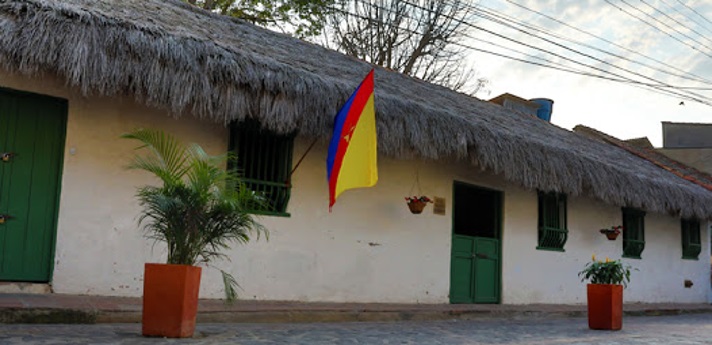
[0,86,68,282]
[449,180,503,304]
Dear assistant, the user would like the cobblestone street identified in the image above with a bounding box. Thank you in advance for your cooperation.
[1,314,711,344]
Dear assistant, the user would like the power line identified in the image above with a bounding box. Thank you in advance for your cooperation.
[474,4,712,87]
[605,0,712,59]
[418,0,712,99]
[659,0,712,37]
[639,0,712,47]
[675,0,712,28]
[503,0,712,85]
[327,2,712,105]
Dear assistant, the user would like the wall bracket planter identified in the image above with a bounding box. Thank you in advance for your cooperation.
[142,263,202,338]
[587,283,623,330]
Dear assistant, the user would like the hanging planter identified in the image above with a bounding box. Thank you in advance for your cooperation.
[405,196,432,214]
[404,169,432,214]
[600,226,623,241]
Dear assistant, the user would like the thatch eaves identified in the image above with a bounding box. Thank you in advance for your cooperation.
[2,0,712,219]
[575,125,712,193]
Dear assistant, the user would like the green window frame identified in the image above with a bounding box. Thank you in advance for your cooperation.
[681,219,701,260]
[622,208,645,259]
[229,119,294,217]
[537,191,568,251]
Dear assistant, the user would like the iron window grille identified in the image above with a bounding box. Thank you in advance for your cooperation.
[622,208,645,259]
[537,191,568,251]
[681,218,701,260]
[229,119,294,217]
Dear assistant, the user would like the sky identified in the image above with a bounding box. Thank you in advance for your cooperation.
[464,0,712,147]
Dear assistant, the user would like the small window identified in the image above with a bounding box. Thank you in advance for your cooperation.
[229,119,294,216]
[681,219,701,260]
[622,208,645,259]
[537,191,567,251]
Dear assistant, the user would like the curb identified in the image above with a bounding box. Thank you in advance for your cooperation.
[0,308,97,324]
[1,306,710,324]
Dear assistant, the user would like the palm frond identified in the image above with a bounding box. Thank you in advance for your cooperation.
[122,129,191,186]
[220,269,240,303]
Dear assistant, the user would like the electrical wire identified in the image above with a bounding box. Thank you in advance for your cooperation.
[475,3,712,86]
[639,0,712,47]
[605,0,712,59]
[326,2,712,105]
[675,0,712,28]
[659,0,712,37]
[502,0,712,85]
[395,0,712,100]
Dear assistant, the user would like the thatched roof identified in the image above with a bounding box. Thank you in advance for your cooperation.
[576,126,712,193]
[2,0,712,219]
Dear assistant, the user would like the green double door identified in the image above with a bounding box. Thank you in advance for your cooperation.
[450,182,502,304]
[0,88,66,282]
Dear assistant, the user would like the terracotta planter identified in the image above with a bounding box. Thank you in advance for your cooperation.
[407,201,427,214]
[587,283,623,330]
[142,263,202,338]
[599,229,620,240]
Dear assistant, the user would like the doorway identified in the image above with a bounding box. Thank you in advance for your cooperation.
[449,181,502,304]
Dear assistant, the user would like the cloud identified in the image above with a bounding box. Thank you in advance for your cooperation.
[470,0,712,146]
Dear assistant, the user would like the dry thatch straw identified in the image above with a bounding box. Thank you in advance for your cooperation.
[1,0,712,219]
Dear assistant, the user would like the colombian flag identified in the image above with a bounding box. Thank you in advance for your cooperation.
[327,69,378,210]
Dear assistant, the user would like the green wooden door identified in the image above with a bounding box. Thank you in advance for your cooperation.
[0,88,66,282]
[450,182,502,304]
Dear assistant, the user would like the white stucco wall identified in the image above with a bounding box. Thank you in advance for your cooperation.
[1,69,710,304]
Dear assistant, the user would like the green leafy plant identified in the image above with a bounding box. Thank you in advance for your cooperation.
[578,255,634,287]
[123,129,266,301]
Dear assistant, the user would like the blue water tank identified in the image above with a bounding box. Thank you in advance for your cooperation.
[529,98,554,122]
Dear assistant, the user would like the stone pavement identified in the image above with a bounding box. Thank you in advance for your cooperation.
[0,313,711,344]
[1,293,711,324]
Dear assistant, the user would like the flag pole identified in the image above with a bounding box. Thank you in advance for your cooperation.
[286,137,319,187]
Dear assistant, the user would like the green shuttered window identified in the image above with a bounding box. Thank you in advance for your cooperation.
[622,208,645,259]
[229,120,294,216]
[537,192,568,251]
[681,219,701,260]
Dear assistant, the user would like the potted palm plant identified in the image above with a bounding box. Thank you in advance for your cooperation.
[578,255,633,330]
[123,129,265,338]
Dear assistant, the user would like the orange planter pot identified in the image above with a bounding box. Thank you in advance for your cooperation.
[407,201,427,214]
[587,284,623,330]
[142,263,202,338]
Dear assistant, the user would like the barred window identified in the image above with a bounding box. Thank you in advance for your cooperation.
[537,192,568,251]
[681,219,701,260]
[622,208,645,259]
[229,120,294,216]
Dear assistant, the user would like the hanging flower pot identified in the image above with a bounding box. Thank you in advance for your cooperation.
[600,226,623,241]
[405,196,432,214]
[602,231,619,240]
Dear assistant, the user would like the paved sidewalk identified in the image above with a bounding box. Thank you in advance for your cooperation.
[0,293,711,324]
[2,314,711,344]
